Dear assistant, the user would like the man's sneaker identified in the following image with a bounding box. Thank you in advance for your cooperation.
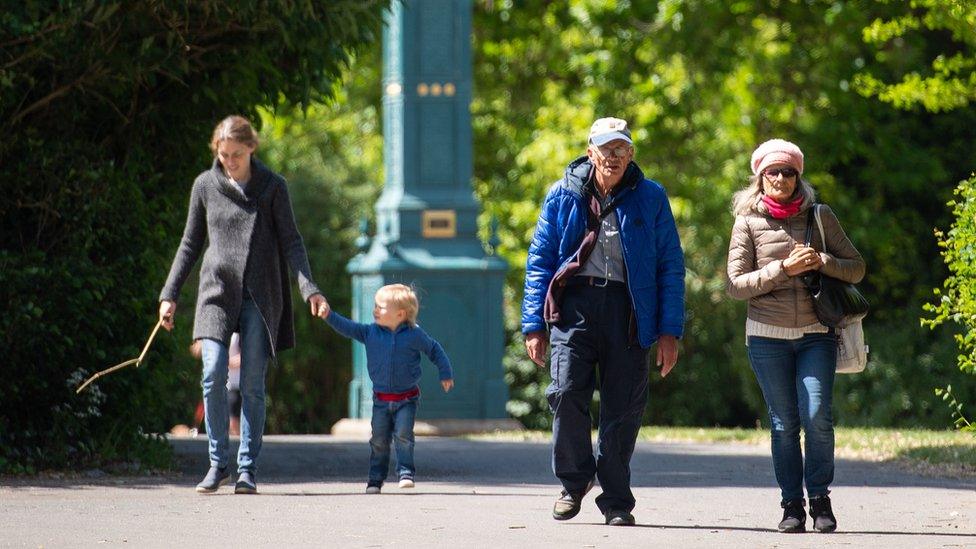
[234,471,258,494]
[809,495,837,533]
[552,479,595,521]
[366,481,382,494]
[778,498,807,533]
[195,466,230,493]
[398,477,415,489]
[604,509,636,526]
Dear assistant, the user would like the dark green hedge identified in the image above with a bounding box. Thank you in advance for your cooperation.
[0,0,388,473]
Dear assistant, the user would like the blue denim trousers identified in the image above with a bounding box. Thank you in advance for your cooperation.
[200,295,271,473]
[368,395,418,483]
[547,285,650,514]
[747,332,836,502]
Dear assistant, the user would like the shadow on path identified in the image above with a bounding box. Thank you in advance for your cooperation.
[567,523,976,538]
[173,436,976,489]
[5,435,974,495]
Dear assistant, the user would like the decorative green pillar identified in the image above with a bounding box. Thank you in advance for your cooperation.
[332,0,515,434]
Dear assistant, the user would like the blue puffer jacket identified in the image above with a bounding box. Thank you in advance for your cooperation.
[521,157,685,348]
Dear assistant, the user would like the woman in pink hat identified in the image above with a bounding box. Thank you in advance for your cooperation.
[726,139,865,533]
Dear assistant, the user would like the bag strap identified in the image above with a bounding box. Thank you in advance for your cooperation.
[802,203,827,251]
[804,203,816,247]
[813,204,826,253]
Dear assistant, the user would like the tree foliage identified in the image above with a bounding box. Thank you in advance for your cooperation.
[257,52,384,433]
[855,0,976,431]
[0,0,388,472]
[5,0,976,473]
[471,0,976,429]
[856,0,976,112]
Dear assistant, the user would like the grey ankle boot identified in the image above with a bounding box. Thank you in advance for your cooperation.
[235,471,258,494]
[195,466,230,493]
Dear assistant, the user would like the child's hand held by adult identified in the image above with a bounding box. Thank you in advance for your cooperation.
[309,293,330,318]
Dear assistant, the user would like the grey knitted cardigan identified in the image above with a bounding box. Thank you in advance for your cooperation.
[160,158,321,354]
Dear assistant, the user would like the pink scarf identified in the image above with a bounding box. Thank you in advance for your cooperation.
[761,195,803,219]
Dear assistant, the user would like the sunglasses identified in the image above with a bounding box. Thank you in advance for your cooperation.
[596,145,633,158]
[764,167,798,178]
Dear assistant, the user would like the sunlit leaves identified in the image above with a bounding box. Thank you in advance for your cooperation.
[858,0,976,112]
[924,174,976,385]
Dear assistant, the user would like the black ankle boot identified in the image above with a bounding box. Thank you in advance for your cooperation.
[809,494,837,533]
[778,498,806,533]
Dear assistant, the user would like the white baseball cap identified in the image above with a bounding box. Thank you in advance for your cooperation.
[588,117,633,146]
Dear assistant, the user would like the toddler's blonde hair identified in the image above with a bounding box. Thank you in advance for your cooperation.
[377,284,419,326]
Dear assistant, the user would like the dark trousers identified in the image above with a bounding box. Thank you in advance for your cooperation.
[546,284,649,514]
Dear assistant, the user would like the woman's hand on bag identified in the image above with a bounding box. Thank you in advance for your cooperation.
[783,244,822,276]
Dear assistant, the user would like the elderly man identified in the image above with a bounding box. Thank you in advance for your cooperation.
[522,117,685,526]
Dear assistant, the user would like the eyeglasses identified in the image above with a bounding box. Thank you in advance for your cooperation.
[596,145,633,158]
[764,168,798,179]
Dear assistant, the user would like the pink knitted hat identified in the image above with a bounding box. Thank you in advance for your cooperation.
[751,139,804,176]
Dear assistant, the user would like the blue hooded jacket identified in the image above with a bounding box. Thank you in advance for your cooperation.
[521,157,685,348]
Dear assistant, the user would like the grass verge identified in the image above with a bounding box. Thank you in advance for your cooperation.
[473,426,976,477]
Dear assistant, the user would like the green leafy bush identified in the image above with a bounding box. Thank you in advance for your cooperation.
[924,174,976,431]
[0,0,388,472]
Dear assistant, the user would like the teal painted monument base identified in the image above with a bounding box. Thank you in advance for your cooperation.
[344,248,509,421]
[331,418,524,437]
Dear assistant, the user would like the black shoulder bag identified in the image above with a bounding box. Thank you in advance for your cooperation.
[801,204,869,328]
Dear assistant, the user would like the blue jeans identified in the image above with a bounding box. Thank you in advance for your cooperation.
[747,332,836,502]
[368,395,418,483]
[200,296,271,473]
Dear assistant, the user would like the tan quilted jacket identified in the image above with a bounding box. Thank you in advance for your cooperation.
[727,204,865,327]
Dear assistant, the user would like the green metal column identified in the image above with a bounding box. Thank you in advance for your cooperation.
[344,0,509,422]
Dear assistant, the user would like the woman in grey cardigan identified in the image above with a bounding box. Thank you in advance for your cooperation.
[159,115,329,494]
[727,139,864,533]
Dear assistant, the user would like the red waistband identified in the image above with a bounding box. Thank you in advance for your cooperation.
[374,387,420,402]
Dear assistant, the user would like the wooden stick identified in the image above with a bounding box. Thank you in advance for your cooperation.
[136,318,165,366]
[75,358,139,394]
[75,318,165,394]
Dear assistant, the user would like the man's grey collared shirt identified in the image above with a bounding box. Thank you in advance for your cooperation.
[578,193,626,282]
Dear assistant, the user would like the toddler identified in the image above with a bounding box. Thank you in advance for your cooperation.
[322,284,454,493]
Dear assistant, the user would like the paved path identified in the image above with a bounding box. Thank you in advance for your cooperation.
[2,435,974,548]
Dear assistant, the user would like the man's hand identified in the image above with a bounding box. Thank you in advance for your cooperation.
[656,335,678,377]
[159,300,176,331]
[309,293,329,319]
[524,331,549,368]
[441,379,454,392]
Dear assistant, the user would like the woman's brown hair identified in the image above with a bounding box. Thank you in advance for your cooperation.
[209,115,260,155]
